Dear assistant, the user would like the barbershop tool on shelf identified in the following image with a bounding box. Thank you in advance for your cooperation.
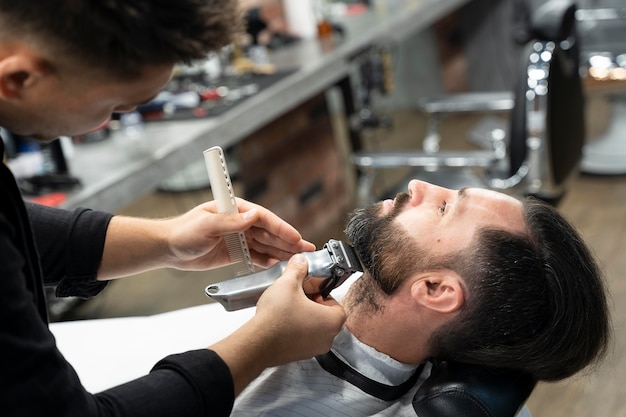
[205,239,363,311]
[204,146,255,276]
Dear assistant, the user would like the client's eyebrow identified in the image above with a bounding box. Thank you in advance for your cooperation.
[452,187,469,216]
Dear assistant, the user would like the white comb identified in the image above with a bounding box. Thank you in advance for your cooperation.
[203,146,255,276]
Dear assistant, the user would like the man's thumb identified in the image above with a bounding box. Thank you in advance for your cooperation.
[217,209,258,235]
[281,254,309,284]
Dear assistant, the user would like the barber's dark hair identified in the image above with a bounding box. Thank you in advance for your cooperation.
[0,0,243,79]
[429,198,612,381]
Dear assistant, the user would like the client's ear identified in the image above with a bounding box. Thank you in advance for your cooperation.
[410,271,464,314]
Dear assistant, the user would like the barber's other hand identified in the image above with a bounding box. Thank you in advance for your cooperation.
[254,254,346,365]
[164,198,315,270]
[209,254,346,395]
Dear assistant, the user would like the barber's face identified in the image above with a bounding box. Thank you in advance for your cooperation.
[345,180,525,292]
[5,64,173,140]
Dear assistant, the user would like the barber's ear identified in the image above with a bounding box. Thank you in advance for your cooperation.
[410,271,464,314]
[0,54,47,99]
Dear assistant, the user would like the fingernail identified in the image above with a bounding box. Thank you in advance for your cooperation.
[243,209,257,221]
[291,253,306,264]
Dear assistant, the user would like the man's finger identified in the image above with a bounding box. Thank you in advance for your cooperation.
[278,254,309,286]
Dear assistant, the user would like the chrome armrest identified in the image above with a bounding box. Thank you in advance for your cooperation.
[576,8,626,22]
[351,150,502,169]
[418,92,515,115]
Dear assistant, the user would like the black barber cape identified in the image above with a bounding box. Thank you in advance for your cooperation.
[0,139,235,417]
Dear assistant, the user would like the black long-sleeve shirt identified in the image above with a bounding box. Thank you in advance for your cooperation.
[1,139,235,416]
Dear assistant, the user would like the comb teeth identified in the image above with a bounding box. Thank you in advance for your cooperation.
[204,146,255,276]
[225,233,254,276]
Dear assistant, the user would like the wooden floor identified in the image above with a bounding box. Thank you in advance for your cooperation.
[64,104,626,417]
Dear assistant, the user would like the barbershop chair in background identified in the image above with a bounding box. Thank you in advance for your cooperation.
[351,0,583,207]
[413,361,536,417]
[576,0,626,174]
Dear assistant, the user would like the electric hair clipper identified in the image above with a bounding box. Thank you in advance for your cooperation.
[205,239,363,311]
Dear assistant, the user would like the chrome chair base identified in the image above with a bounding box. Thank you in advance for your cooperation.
[582,96,626,175]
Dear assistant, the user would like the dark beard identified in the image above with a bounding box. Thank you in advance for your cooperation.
[344,193,422,295]
[343,202,385,278]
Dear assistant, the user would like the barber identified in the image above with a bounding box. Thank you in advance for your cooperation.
[0,1,345,416]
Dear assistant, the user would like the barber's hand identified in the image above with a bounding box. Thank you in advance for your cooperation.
[253,254,347,365]
[164,198,315,270]
[209,254,346,395]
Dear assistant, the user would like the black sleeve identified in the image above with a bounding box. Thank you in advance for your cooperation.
[1,213,235,417]
[26,202,112,298]
[96,350,235,417]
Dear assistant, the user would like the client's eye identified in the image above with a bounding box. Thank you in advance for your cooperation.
[439,201,447,215]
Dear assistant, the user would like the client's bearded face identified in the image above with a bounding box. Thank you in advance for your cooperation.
[344,193,430,296]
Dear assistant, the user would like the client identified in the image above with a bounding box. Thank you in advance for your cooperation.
[231,179,612,416]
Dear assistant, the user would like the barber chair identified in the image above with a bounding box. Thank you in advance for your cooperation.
[576,0,626,174]
[351,0,583,207]
[413,361,536,417]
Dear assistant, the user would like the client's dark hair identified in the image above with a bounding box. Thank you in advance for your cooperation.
[429,198,612,381]
[0,0,243,79]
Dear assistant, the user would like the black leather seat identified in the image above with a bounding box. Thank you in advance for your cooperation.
[413,361,536,417]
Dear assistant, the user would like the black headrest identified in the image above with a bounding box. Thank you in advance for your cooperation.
[507,0,583,189]
[413,361,537,417]
[531,0,577,42]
